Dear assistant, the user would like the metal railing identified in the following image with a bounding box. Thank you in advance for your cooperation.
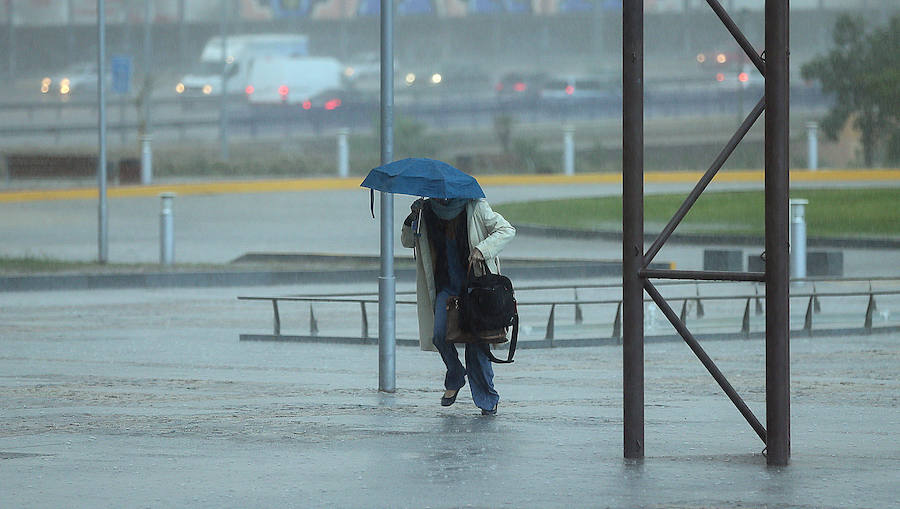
[238,277,900,345]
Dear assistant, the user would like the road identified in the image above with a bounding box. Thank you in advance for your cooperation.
[0,82,827,149]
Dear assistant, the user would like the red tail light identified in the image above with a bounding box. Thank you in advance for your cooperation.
[738,72,749,83]
[324,98,342,110]
[716,73,725,82]
[245,85,254,95]
[565,85,574,95]
[302,100,312,110]
[278,85,289,97]
[513,82,526,92]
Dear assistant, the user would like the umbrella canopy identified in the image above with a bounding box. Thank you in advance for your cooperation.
[361,157,485,199]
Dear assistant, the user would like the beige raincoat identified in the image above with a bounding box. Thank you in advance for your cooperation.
[400,199,516,351]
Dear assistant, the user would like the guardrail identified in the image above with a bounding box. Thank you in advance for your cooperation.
[238,277,900,347]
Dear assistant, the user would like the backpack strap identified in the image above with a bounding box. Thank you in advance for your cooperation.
[482,313,517,364]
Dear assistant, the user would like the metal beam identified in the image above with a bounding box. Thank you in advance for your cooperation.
[641,269,765,282]
[622,0,645,460]
[97,0,108,264]
[764,0,791,466]
[378,0,396,393]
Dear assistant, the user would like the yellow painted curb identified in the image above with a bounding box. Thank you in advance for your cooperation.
[1,169,898,203]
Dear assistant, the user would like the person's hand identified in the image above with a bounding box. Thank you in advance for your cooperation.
[410,198,424,213]
[469,248,485,263]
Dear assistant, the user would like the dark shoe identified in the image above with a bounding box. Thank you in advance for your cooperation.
[441,389,460,407]
[481,403,498,416]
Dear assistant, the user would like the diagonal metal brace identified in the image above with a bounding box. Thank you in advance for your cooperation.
[705,0,766,74]
[644,96,766,266]
[644,279,767,444]
[272,299,281,336]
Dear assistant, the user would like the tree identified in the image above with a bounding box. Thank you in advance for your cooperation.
[801,15,900,166]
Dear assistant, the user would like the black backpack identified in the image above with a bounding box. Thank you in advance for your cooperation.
[461,261,518,363]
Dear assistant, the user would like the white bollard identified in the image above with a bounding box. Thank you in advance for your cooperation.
[337,128,349,178]
[140,134,153,184]
[790,199,808,280]
[160,192,176,265]
[563,125,575,176]
[806,121,818,171]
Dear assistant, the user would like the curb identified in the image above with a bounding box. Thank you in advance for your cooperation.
[514,223,900,249]
[0,259,671,293]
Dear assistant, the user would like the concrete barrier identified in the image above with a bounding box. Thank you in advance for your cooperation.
[747,251,843,277]
[704,249,743,271]
[807,251,843,277]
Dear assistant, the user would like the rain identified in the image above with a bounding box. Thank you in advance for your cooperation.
[1,1,899,507]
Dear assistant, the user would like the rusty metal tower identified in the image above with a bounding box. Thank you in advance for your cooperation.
[622,0,791,466]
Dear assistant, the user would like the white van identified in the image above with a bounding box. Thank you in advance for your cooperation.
[175,33,309,99]
[244,56,344,106]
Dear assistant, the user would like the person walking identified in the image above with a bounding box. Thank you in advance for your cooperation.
[401,197,516,415]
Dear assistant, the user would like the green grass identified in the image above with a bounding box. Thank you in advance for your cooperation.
[0,256,231,275]
[494,188,900,238]
[0,256,100,273]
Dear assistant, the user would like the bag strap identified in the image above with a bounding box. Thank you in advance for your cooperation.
[482,313,517,364]
[466,258,492,281]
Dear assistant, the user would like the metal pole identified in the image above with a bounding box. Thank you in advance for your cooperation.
[765,0,791,466]
[622,0,644,460]
[97,0,109,264]
[67,0,75,68]
[806,121,818,170]
[378,0,396,393]
[218,0,230,161]
[177,0,186,69]
[141,0,153,184]
[790,199,807,280]
[6,0,14,83]
[337,128,349,178]
[159,192,175,265]
[563,125,575,176]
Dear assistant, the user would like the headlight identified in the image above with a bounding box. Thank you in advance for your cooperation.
[202,84,213,95]
[60,78,71,95]
[175,82,185,94]
[405,73,415,86]
[430,73,442,85]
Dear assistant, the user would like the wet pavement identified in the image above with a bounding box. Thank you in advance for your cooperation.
[2,177,899,507]
[2,283,899,508]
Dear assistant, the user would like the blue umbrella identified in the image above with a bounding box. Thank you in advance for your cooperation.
[361,158,485,217]
[361,157,485,199]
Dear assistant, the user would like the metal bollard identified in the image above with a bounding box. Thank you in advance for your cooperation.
[563,125,575,176]
[159,192,176,265]
[806,122,818,171]
[790,199,808,279]
[337,128,349,178]
[140,134,153,184]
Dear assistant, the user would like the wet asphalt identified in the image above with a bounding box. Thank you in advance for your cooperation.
[2,179,899,507]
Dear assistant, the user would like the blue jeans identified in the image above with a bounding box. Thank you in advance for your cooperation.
[433,289,499,411]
